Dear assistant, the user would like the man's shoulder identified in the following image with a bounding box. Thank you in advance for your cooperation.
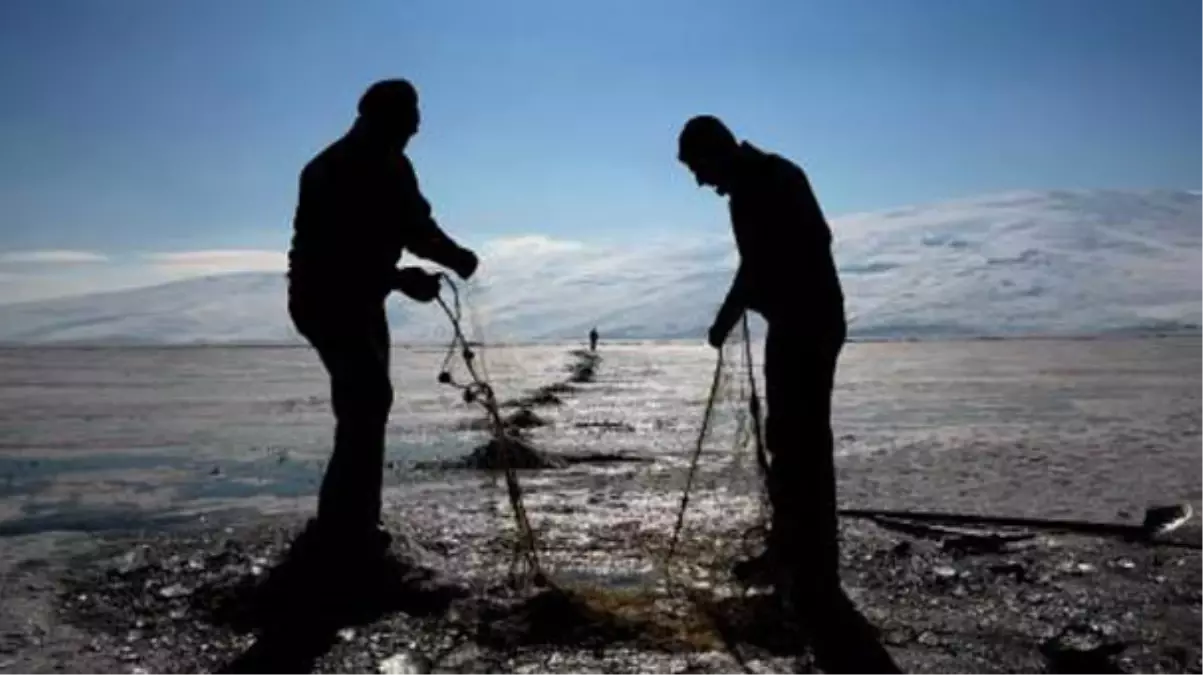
[301,134,411,184]
[300,136,348,180]
[762,147,807,182]
[741,142,807,185]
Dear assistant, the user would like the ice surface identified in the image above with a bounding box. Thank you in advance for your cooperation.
[0,337,1197,533]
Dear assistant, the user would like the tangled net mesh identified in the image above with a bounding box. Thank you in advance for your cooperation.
[427,274,783,656]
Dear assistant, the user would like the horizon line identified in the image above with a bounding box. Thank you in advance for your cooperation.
[0,330,1198,350]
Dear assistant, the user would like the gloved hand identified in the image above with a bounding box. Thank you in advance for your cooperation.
[393,266,441,303]
[449,247,479,281]
[707,322,729,350]
[707,310,739,349]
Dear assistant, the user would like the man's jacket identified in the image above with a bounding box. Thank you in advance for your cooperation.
[288,126,465,303]
[727,142,845,329]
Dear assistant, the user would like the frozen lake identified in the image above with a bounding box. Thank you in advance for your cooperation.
[0,337,1198,535]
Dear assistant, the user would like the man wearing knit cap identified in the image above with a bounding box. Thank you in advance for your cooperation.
[285,79,478,571]
[677,114,898,672]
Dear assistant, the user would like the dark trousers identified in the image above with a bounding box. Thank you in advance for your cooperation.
[762,322,902,673]
[762,319,845,592]
[290,294,394,535]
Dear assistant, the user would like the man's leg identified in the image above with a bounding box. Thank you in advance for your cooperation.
[762,323,843,594]
[310,305,394,548]
[763,324,900,673]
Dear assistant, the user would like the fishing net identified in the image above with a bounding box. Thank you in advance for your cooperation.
[423,274,786,660]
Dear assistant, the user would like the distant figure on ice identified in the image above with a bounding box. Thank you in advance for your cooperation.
[285,79,478,579]
[677,115,898,672]
[589,326,599,351]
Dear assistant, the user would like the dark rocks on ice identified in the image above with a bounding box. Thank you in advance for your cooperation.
[573,420,636,433]
[457,407,549,433]
[502,387,567,408]
[567,363,596,384]
[566,350,600,384]
[507,408,547,430]
[435,436,654,471]
[59,521,470,674]
[422,436,652,471]
[456,437,569,470]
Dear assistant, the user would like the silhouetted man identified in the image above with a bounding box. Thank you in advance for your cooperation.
[286,79,478,569]
[678,115,897,673]
[589,326,599,352]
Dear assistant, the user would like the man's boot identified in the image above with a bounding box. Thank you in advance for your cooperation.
[731,546,777,588]
[732,506,791,588]
[257,518,393,611]
[734,461,800,588]
[792,583,902,674]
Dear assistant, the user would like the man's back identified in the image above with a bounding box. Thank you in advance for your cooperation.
[729,143,844,326]
[288,130,420,299]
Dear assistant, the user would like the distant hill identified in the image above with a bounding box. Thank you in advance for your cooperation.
[0,189,1198,344]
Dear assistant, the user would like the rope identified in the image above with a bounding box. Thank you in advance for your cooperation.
[432,274,543,584]
[658,311,772,672]
[430,273,743,590]
[430,268,768,586]
[666,312,770,569]
[741,313,768,480]
[429,285,776,663]
[665,347,726,564]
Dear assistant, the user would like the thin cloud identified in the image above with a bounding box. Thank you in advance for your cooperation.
[483,235,585,259]
[143,249,287,275]
[0,250,109,264]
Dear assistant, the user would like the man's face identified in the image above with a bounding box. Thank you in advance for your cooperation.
[403,105,421,138]
[393,104,420,147]
[375,104,420,151]
[682,154,730,196]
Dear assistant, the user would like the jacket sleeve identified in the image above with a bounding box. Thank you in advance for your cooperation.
[715,262,750,327]
[398,156,468,269]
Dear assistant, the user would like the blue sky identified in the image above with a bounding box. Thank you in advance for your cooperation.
[0,0,1198,301]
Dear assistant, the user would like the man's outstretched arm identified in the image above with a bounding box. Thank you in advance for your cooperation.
[399,158,478,279]
[709,263,749,348]
[408,210,477,280]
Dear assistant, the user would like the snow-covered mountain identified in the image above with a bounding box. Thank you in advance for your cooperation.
[1,189,1199,344]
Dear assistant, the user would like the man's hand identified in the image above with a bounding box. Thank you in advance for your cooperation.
[707,323,726,350]
[707,312,738,349]
[708,264,748,349]
[449,247,479,280]
[393,267,441,303]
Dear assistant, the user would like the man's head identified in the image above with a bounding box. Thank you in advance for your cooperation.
[357,79,420,149]
[677,115,740,195]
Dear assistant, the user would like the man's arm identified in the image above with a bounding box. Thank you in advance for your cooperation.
[399,157,478,279]
[709,263,749,348]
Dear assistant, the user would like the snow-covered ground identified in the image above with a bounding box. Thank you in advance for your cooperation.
[0,189,1198,344]
[0,337,1198,535]
[0,336,1198,674]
